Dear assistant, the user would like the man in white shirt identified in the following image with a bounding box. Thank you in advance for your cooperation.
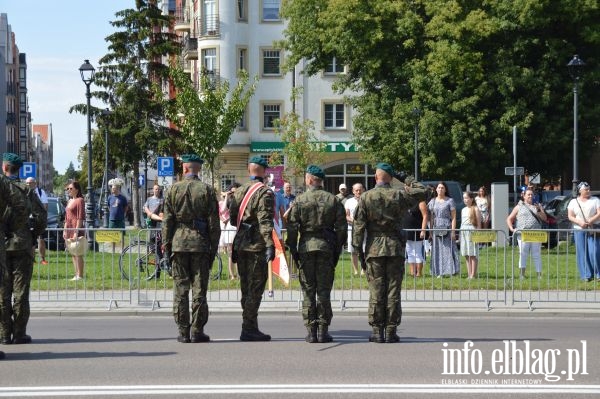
[344,183,365,275]
[25,177,49,265]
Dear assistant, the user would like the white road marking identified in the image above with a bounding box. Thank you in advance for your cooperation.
[1,384,600,396]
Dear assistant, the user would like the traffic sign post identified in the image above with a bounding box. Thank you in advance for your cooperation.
[157,157,174,177]
[504,166,524,176]
[19,162,37,180]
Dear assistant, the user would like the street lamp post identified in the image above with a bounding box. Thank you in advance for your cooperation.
[79,59,96,247]
[101,108,113,228]
[412,107,421,181]
[567,54,585,196]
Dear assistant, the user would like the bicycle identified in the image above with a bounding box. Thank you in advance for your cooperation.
[119,236,172,281]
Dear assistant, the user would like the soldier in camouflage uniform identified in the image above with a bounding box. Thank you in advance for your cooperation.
[352,163,425,343]
[285,165,346,343]
[162,154,220,343]
[0,153,35,347]
[229,156,275,341]
[0,154,28,359]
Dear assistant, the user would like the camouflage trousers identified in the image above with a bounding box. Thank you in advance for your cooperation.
[0,249,34,341]
[172,252,210,336]
[367,255,405,328]
[237,250,268,331]
[298,250,334,327]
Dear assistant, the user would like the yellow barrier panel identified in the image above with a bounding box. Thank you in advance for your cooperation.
[95,230,123,243]
[470,231,497,243]
[521,230,548,243]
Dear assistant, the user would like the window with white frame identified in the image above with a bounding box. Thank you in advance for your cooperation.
[325,57,344,74]
[220,174,236,193]
[238,47,248,71]
[237,108,248,131]
[262,0,280,21]
[324,103,346,129]
[237,0,247,21]
[202,48,217,71]
[262,49,281,76]
[262,103,282,130]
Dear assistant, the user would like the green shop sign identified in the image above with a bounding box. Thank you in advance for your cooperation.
[250,141,358,153]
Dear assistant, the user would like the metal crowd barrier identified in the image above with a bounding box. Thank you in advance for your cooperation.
[28,227,599,310]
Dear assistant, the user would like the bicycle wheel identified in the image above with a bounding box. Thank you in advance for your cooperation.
[210,253,223,280]
[119,241,155,281]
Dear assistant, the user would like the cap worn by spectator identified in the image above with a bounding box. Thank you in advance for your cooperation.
[339,183,347,190]
[3,152,23,168]
[306,165,325,179]
[249,156,269,169]
[181,154,204,164]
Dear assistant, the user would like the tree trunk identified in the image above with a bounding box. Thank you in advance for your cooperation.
[132,169,142,228]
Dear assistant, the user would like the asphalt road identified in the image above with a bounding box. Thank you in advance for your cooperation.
[1,314,599,398]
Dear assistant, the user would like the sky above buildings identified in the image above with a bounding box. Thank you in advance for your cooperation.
[3,0,134,173]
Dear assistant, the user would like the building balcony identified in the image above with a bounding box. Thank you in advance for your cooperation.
[183,37,198,60]
[174,8,191,32]
[197,15,220,38]
[181,58,191,73]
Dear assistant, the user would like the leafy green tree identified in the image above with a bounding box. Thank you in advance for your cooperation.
[164,66,258,186]
[273,88,326,182]
[280,0,600,186]
[70,0,180,226]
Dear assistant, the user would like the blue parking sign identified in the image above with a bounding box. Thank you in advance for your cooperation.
[157,157,174,177]
[138,175,145,188]
[19,162,36,179]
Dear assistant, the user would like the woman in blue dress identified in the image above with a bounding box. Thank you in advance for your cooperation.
[428,182,460,277]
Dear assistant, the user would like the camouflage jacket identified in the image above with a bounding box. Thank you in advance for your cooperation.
[285,186,347,253]
[5,179,33,252]
[1,177,30,252]
[228,180,274,251]
[352,182,420,259]
[162,175,220,253]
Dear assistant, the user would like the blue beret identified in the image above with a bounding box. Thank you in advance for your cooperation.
[181,154,204,164]
[249,156,269,169]
[306,164,325,179]
[3,152,23,168]
[375,162,395,177]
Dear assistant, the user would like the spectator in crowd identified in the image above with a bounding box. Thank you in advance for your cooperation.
[336,183,352,205]
[64,181,86,281]
[403,178,429,277]
[461,192,482,279]
[475,186,491,229]
[219,183,240,280]
[108,179,129,229]
[25,177,49,265]
[279,182,295,227]
[344,183,365,276]
[427,182,460,277]
[144,185,166,281]
[506,187,547,279]
[143,185,163,228]
[567,182,600,282]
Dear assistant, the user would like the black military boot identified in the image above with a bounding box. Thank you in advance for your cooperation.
[12,334,32,345]
[191,330,210,343]
[0,350,4,360]
[369,326,384,343]
[177,329,190,343]
[317,324,333,343]
[0,335,11,345]
[240,329,272,342]
[385,327,400,343]
[305,325,317,343]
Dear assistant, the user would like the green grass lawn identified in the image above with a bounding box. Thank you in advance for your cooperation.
[29,242,596,292]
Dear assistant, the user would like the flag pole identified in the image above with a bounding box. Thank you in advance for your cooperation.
[267,260,274,297]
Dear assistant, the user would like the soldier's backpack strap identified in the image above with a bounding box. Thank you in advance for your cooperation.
[236,182,263,228]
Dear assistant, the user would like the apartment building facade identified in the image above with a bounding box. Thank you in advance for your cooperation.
[1,13,54,192]
[165,0,370,193]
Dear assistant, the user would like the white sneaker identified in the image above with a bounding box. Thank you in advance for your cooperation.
[70,276,82,281]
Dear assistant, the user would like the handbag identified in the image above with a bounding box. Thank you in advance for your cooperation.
[66,236,88,256]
